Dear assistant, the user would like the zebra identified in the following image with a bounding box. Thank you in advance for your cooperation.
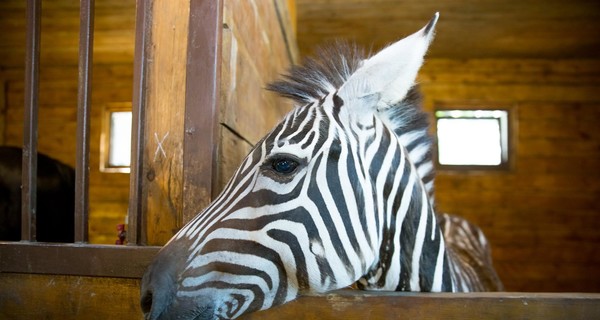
[141,13,502,320]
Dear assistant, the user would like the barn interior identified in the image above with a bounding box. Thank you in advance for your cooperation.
[0,0,599,317]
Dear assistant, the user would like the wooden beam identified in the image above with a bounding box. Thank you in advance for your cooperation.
[243,290,600,320]
[181,0,223,224]
[21,0,41,242]
[0,242,159,278]
[0,279,598,320]
[74,0,94,243]
[131,0,193,245]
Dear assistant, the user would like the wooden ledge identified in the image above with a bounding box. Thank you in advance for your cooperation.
[0,242,160,278]
[243,290,600,320]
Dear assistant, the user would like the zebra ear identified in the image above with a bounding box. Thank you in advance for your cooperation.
[339,13,439,111]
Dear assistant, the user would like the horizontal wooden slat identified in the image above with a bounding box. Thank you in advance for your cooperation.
[0,273,142,319]
[1,276,598,320]
[245,290,600,320]
[0,242,159,278]
[296,0,600,59]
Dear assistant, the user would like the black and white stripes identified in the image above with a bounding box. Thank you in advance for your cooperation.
[141,13,501,320]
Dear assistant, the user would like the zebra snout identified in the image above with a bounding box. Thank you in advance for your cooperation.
[141,287,215,320]
[140,274,216,320]
[141,245,217,320]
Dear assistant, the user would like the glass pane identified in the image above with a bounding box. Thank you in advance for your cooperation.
[108,111,132,166]
[437,118,502,165]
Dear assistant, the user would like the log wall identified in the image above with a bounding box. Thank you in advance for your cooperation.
[419,58,600,292]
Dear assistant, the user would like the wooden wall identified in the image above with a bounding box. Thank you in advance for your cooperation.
[218,0,297,190]
[0,0,296,244]
[0,0,136,244]
[419,58,600,292]
[0,0,299,242]
[0,0,299,319]
[1,3,599,320]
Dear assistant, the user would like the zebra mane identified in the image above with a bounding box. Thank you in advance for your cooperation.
[267,41,435,200]
[267,41,431,147]
[267,41,365,104]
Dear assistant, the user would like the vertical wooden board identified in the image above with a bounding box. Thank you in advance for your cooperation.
[220,0,296,145]
[0,79,6,144]
[273,0,300,66]
[224,0,293,83]
[217,0,297,206]
[141,0,190,245]
[180,0,224,224]
[220,28,280,144]
[216,125,254,193]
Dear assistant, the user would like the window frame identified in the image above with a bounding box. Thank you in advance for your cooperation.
[100,102,132,173]
[433,103,516,172]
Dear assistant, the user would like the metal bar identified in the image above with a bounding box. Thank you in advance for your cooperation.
[74,0,95,243]
[0,242,159,278]
[181,0,223,224]
[21,0,42,242]
[128,0,151,246]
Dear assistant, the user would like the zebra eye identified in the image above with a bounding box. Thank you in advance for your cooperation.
[271,158,299,174]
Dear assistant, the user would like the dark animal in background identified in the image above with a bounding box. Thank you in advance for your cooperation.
[0,146,75,242]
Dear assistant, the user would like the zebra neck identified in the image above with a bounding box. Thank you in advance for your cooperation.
[357,152,454,292]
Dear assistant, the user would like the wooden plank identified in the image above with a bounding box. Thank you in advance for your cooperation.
[181,0,223,224]
[1,275,598,320]
[216,124,253,192]
[0,273,143,319]
[0,78,5,144]
[244,291,600,320]
[21,0,42,242]
[295,0,600,59]
[134,0,191,245]
[0,242,159,278]
[74,0,95,243]
[220,0,296,144]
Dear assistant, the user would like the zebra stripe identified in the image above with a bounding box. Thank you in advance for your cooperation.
[141,15,502,320]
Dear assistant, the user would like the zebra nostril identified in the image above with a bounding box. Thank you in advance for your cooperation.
[140,290,153,315]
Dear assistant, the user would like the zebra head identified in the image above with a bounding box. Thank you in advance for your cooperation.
[142,13,442,320]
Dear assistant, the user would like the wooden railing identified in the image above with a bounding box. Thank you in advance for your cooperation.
[1,0,227,273]
[242,290,600,320]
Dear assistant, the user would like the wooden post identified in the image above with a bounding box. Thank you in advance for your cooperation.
[129,0,221,245]
[134,0,189,245]
[21,0,42,242]
[182,0,223,224]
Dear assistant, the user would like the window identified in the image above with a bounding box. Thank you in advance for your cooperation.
[435,109,510,169]
[100,103,132,173]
